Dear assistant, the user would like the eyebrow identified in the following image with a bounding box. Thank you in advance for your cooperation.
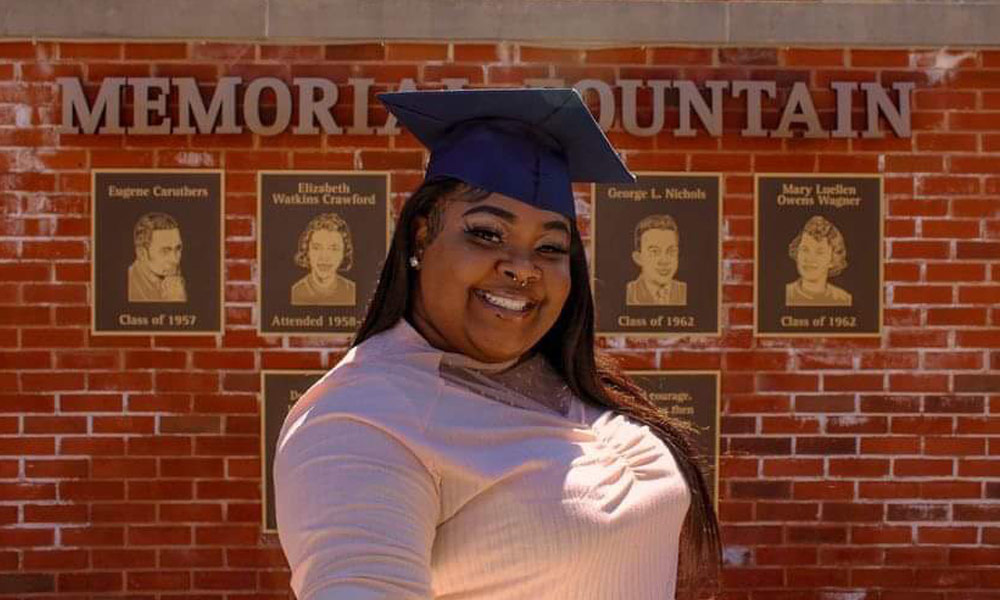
[462,205,571,234]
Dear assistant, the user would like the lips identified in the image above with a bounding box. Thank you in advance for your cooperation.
[473,288,538,315]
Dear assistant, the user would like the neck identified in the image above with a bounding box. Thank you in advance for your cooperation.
[799,278,828,294]
[309,272,339,290]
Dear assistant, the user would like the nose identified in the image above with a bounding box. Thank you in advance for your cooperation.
[499,254,540,286]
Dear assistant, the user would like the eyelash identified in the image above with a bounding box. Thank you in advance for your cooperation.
[462,225,569,256]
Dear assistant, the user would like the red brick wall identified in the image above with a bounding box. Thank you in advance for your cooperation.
[0,40,998,598]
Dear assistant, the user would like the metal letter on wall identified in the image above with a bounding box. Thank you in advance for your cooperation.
[593,174,722,338]
[755,174,883,337]
[260,370,326,533]
[628,371,720,506]
[258,172,390,336]
[91,170,223,334]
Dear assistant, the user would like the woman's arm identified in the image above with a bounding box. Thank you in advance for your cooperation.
[274,414,440,600]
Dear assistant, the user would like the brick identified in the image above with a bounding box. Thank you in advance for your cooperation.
[823,374,884,392]
[797,437,857,455]
[160,503,222,522]
[127,436,191,456]
[92,548,156,568]
[128,525,191,546]
[729,437,792,456]
[0,574,55,594]
[787,526,847,544]
[22,549,88,570]
[954,374,1000,393]
[918,527,978,545]
[957,329,1000,347]
[919,480,981,499]
[957,417,1000,434]
[196,479,258,500]
[91,502,154,523]
[954,503,1000,521]
[851,525,912,544]
[579,46,645,64]
[958,459,1000,477]
[155,372,218,393]
[126,571,191,591]
[792,481,854,501]
[887,503,949,522]
[91,457,156,478]
[829,458,890,478]
[57,572,123,593]
[325,43,385,61]
[781,48,843,67]
[861,436,921,455]
[925,436,985,456]
[59,42,121,59]
[959,286,1000,303]
[923,218,981,238]
[194,570,257,590]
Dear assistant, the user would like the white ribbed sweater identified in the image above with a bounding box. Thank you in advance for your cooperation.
[274,321,690,599]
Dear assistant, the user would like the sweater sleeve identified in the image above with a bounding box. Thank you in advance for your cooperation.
[274,412,440,600]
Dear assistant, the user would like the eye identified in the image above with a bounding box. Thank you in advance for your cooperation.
[463,224,504,245]
[537,243,569,256]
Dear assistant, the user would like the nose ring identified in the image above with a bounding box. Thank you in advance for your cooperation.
[507,271,532,288]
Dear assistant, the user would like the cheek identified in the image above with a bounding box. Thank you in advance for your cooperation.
[544,263,572,309]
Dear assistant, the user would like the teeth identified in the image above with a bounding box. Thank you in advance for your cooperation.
[481,291,530,312]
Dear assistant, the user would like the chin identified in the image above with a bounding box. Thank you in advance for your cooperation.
[468,326,540,363]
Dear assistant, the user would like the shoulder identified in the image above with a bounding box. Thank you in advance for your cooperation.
[338,275,356,290]
[625,278,639,299]
[828,284,852,302]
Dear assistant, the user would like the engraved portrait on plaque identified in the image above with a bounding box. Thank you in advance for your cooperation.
[258,172,390,335]
[756,175,882,336]
[593,174,721,337]
[92,170,223,334]
[261,370,325,533]
[627,371,720,505]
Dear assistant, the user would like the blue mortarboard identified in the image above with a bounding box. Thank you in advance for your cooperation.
[377,88,635,219]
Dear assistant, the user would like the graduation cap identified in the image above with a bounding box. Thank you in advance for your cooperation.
[377,88,635,219]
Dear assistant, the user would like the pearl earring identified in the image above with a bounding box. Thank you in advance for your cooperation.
[408,255,420,269]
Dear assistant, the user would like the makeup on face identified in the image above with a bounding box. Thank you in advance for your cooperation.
[411,194,573,363]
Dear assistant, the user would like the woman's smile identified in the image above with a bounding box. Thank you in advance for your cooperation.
[473,288,538,316]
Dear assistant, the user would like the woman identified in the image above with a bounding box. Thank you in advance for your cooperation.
[290,212,357,306]
[274,89,721,599]
[785,215,852,307]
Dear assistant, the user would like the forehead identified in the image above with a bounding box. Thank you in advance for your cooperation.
[443,192,571,230]
[150,228,181,245]
[800,234,831,247]
[310,229,343,243]
[640,228,677,246]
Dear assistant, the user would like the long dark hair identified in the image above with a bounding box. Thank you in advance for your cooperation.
[353,178,722,598]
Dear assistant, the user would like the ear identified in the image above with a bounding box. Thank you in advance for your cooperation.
[413,215,429,256]
[136,246,149,262]
[631,250,642,267]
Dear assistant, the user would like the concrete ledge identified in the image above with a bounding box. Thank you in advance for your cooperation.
[0,0,998,46]
[730,2,1000,46]
[0,0,267,39]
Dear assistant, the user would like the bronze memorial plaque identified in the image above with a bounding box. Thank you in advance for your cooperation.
[92,170,223,335]
[258,172,390,336]
[593,174,721,337]
[260,370,326,533]
[628,371,720,505]
[756,175,883,337]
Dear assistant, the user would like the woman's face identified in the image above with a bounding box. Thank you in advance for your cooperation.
[795,234,834,283]
[307,228,345,283]
[411,192,573,363]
